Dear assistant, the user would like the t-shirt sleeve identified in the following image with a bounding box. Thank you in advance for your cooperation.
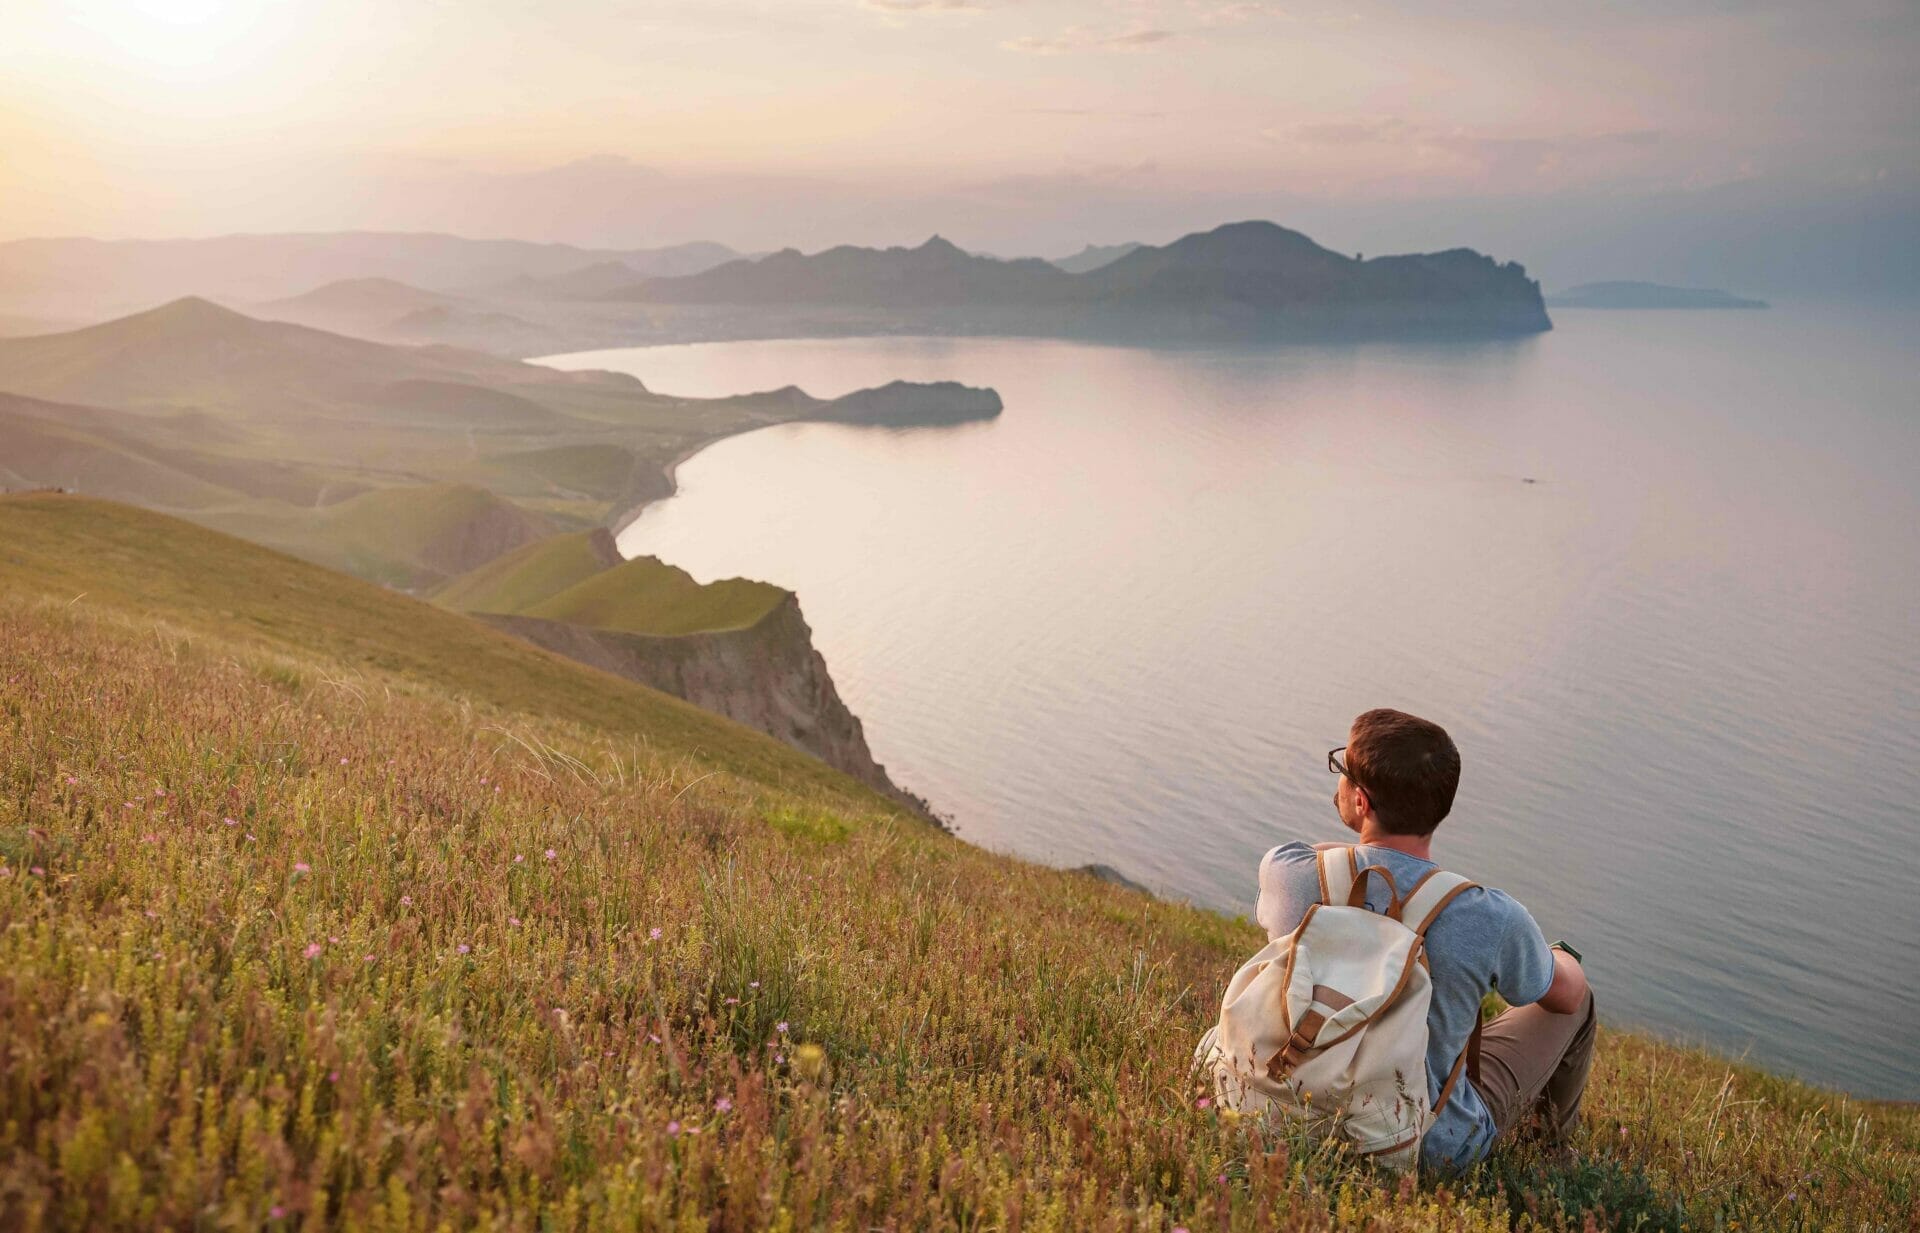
[1492,894,1557,1007]
[1256,841,1319,940]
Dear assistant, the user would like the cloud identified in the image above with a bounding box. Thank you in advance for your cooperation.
[1003,25,1179,54]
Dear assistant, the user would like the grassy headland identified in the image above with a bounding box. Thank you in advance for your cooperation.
[1,494,1915,1230]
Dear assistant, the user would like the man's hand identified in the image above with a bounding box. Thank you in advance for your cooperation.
[1537,946,1590,1015]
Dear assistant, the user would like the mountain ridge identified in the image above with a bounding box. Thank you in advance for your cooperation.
[607,219,1550,339]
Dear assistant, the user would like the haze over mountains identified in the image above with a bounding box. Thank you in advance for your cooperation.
[0,220,1550,357]
[0,232,740,321]
[0,296,999,578]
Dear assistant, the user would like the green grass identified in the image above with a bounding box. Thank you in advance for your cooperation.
[432,530,619,616]
[1,493,1916,1231]
[524,555,788,636]
[481,443,643,502]
[194,483,556,592]
[0,495,882,807]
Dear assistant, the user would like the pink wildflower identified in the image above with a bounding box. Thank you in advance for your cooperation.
[774,1052,785,1064]
[749,981,760,989]
[154,788,165,797]
[666,1120,682,1137]
[65,776,78,785]
[648,1033,661,1044]
[293,861,310,873]
[457,944,471,954]
[303,943,323,959]
[30,866,45,876]
[724,997,740,1005]
[224,817,238,827]
[514,854,524,864]
[1196,1097,1212,1109]
[246,833,256,841]
[328,1071,340,1083]
[270,1206,286,1220]
[339,757,348,765]
[648,927,662,941]
[776,1021,789,1034]
[544,848,556,860]
[479,777,487,784]
[509,916,521,927]
[400,894,413,905]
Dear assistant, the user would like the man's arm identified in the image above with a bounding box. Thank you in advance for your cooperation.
[1536,948,1589,1015]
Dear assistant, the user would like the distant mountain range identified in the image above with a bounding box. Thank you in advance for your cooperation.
[0,231,740,319]
[1547,281,1769,310]
[1051,242,1143,274]
[602,221,1551,340]
[0,220,1553,354]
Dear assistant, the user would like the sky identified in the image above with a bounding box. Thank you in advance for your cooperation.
[1,0,1915,292]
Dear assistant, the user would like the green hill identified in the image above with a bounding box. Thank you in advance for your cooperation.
[2,493,1914,1231]
[430,527,623,615]
[523,555,787,636]
[432,530,785,636]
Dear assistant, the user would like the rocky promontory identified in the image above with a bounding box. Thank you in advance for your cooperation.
[436,530,931,817]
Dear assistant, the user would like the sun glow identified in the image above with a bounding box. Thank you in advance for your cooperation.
[129,0,228,23]
[70,0,267,71]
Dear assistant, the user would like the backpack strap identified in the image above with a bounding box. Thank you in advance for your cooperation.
[1397,866,1484,1121]
[1393,868,1476,937]
[1432,1017,1484,1118]
[1316,845,1358,907]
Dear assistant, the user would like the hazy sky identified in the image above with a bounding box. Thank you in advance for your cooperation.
[3,1,1915,289]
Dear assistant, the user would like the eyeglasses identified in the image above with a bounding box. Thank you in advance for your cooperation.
[1328,746,1368,794]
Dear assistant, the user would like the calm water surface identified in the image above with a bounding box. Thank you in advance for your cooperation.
[543,306,1920,1098]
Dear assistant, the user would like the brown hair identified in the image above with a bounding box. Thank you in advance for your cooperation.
[1346,708,1460,836]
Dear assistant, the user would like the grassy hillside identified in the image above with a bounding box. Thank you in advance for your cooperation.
[431,528,623,616]
[0,301,865,581]
[2,494,1916,1231]
[524,555,789,636]
[433,532,786,640]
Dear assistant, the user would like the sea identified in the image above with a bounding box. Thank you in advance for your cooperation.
[540,303,1920,1099]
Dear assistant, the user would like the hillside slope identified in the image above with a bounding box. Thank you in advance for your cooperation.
[1,493,1915,1230]
[0,301,1001,577]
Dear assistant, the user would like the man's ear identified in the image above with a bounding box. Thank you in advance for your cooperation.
[1352,785,1370,820]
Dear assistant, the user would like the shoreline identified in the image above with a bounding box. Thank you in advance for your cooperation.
[608,434,731,541]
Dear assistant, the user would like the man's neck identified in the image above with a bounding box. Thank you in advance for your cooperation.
[1354,824,1434,862]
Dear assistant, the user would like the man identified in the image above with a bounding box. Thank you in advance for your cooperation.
[1255,707,1595,1171]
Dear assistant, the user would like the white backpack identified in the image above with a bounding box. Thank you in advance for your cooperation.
[1194,846,1478,1170]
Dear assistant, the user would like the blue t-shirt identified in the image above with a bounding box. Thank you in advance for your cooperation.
[1255,841,1555,1171]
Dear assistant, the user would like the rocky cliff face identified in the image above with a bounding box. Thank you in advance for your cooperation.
[477,595,927,816]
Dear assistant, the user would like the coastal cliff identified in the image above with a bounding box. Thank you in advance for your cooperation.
[437,530,930,817]
[475,595,911,807]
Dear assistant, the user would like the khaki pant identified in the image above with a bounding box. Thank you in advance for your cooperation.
[1476,990,1597,1143]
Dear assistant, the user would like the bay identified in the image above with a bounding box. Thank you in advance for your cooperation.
[542,304,1920,1098]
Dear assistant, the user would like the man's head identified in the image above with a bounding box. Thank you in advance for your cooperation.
[1333,708,1461,837]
